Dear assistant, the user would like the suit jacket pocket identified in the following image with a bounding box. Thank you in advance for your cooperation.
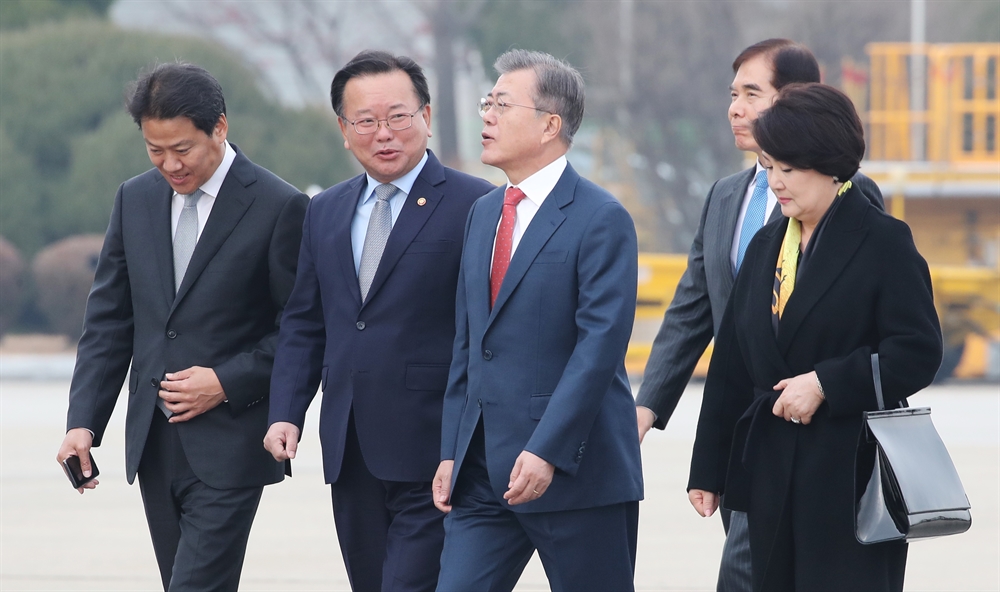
[405,363,450,391]
[529,393,552,419]
[534,250,567,264]
[404,240,454,254]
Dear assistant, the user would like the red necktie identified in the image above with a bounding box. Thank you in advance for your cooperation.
[490,186,527,308]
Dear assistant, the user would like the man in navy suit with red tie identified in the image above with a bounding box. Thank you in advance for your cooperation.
[264,51,492,592]
[433,50,643,592]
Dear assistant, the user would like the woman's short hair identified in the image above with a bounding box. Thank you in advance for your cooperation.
[752,83,865,181]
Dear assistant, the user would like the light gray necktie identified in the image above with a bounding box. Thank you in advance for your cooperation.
[161,189,203,417]
[173,189,204,293]
[358,183,396,301]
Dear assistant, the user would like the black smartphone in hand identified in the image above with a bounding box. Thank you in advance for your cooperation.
[62,453,99,489]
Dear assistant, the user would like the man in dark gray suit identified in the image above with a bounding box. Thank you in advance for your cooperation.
[55,63,308,591]
[635,39,883,592]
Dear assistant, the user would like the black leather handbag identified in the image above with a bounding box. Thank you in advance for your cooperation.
[855,353,972,544]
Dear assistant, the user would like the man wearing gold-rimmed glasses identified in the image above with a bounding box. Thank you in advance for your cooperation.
[265,50,492,592]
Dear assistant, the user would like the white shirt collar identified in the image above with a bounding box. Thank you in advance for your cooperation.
[506,155,567,206]
[187,141,236,199]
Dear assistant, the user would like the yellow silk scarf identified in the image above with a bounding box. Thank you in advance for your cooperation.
[771,180,852,318]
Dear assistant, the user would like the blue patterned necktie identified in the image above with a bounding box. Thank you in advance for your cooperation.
[735,170,769,272]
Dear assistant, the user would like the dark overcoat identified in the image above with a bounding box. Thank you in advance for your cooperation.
[688,184,942,592]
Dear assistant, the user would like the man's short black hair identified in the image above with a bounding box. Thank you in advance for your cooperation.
[733,39,821,90]
[126,62,226,136]
[330,50,431,117]
[752,83,865,181]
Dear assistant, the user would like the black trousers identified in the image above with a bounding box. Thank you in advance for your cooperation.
[138,412,263,592]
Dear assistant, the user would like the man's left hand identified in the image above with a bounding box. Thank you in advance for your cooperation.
[160,366,226,423]
[504,450,554,506]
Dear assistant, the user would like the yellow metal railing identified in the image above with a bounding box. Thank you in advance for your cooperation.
[627,255,1000,380]
[865,43,1000,163]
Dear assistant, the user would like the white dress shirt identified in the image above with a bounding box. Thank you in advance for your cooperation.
[170,141,236,240]
[494,155,568,265]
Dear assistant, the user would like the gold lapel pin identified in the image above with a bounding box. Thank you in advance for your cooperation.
[416,197,427,206]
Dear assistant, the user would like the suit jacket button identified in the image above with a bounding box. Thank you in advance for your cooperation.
[483,350,492,360]
[477,398,483,407]
[150,378,158,387]
[166,330,177,339]
[356,321,366,330]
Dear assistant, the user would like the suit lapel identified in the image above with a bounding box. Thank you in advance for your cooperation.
[487,165,574,325]
[363,152,446,307]
[333,175,366,308]
[776,187,869,354]
[723,166,756,250]
[470,189,504,324]
[717,167,755,288]
[148,176,177,305]
[766,199,786,224]
[171,150,257,314]
[747,221,795,375]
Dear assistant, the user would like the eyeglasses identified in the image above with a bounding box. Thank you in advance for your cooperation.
[478,97,551,118]
[342,107,423,135]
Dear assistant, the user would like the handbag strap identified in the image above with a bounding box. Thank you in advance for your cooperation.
[871,353,885,411]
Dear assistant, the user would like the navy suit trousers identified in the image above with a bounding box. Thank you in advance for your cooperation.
[437,421,638,592]
[331,411,445,592]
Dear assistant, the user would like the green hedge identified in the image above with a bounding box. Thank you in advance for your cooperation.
[0,20,354,257]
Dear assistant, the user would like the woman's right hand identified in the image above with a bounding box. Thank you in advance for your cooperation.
[689,489,720,517]
[772,370,825,425]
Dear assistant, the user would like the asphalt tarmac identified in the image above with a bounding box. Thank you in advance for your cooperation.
[1,377,996,591]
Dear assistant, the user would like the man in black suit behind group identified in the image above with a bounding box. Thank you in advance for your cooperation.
[56,63,308,591]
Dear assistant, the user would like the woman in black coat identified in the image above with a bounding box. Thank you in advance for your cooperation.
[687,83,942,592]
